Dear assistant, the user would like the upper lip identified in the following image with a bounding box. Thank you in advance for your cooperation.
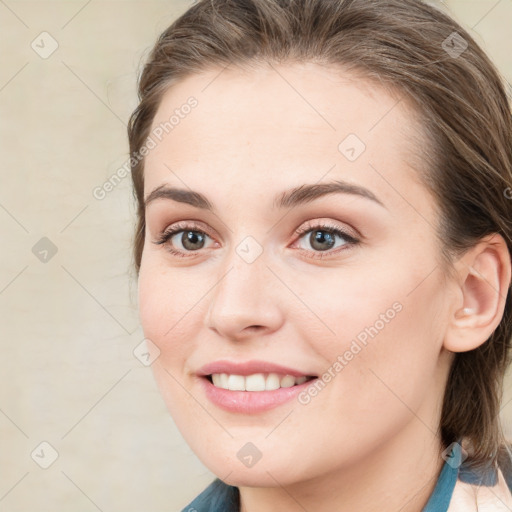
[196,360,317,378]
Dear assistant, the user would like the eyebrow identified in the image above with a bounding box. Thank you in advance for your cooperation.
[144,180,386,212]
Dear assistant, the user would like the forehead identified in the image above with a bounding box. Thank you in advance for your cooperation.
[144,62,429,216]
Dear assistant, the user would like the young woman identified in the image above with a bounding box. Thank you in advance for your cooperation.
[127,0,512,509]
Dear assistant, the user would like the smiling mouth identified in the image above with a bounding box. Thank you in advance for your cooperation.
[205,373,317,392]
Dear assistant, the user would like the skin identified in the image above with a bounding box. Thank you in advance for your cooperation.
[137,62,511,511]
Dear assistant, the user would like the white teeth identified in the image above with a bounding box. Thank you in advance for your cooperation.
[219,373,229,389]
[280,375,295,388]
[228,374,245,391]
[265,373,281,390]
[210,372,311,391]
[245,373,266,391]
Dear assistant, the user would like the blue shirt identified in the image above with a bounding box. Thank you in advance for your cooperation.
[181,442,504,511]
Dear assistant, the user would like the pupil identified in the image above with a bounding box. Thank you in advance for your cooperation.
[183,231,205,250]
[311,230,334,251]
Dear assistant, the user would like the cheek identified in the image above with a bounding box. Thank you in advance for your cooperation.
[320,274,447,424]
[138,267,168,341]
[307,252,447,389]
[137,263,203,421]
[137,260,194,359]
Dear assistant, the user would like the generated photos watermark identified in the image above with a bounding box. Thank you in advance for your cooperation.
[298,301,403,405]
[92,96,198,200]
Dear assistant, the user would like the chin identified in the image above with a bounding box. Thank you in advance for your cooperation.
[221,469,296,488]
[202,453,310,488]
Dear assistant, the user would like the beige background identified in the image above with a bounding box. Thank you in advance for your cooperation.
[0,1,511,510]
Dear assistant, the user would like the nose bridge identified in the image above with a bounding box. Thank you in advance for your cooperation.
[216,228,269,295]
[210,239,267,315]
[205,236,283,337]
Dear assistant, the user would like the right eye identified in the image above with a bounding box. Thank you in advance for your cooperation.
[152,221,216,258]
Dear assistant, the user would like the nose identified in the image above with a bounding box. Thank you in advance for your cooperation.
[205,249,284,341]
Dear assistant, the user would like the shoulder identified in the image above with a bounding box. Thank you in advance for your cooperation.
[447,442,512,512]
[181,478,240,512]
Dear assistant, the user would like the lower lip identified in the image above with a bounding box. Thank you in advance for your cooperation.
[199,376,318,414]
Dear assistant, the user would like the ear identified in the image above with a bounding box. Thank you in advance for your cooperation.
[443,233,511,353]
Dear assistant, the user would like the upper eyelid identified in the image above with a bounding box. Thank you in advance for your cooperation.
[295,219,358,238]
[161,220,211,235]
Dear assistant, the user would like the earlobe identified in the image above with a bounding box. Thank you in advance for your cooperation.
[443,233,511,353]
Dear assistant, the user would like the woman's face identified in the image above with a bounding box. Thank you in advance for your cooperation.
[138,62,455,487]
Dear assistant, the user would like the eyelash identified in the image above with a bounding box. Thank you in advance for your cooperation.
[152,220,360,260]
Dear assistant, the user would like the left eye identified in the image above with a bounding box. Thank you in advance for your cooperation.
[170,230,211,251]
[294,224,359,255]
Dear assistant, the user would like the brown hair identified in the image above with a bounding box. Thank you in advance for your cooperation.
[128,0,512,471]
